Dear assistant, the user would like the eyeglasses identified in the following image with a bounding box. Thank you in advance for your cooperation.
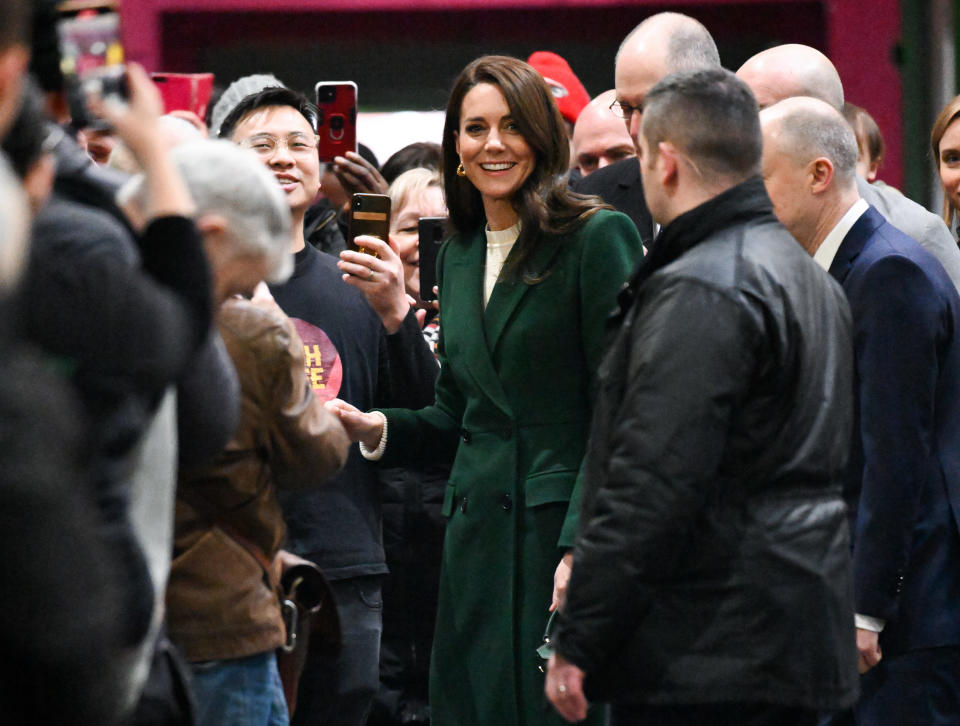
[239,133,319,157]
[609,99,643,121]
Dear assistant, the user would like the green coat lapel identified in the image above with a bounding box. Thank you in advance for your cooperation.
[483,233,565,354]
[444,228,512,418]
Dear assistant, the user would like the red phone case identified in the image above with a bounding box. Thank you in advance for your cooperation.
[151,73,215,120]
[315,81,357,162]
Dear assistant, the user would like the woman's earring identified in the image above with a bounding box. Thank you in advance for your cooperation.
[457,161,466,177]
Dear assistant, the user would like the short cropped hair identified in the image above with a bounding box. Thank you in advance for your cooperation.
[779,104,858,181]
[618,13,721,72]
[121,140,293,283]
[642,68,761,182]
[217,86,318,141]
[665,25,721,72]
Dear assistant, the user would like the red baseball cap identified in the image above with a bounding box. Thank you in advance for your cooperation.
[527,51,591,124]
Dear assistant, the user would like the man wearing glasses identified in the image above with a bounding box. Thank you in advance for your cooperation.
[218,86,438,726]
[571,12,720,250]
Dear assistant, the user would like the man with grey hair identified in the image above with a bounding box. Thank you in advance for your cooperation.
[547,70,857,726]
[761,96,960,726]
[572,11,720,246]
[737,44,960,292]
[159,138,350,726]
[123,139,293,302]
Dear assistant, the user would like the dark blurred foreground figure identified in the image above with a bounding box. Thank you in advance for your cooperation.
[761,96,960,726]
[546,69,859,726]
[0,143,128,726]
[0,158,125,724]
[0,4,128,718]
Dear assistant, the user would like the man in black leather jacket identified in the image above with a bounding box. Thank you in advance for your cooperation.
[546,69,859,726]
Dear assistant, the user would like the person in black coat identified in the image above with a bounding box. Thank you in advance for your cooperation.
[547,69,858,726]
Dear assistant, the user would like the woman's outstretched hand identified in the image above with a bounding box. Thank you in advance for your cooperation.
[325,398,385,450]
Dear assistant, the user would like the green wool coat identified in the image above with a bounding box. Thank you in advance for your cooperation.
[378,209,643,726]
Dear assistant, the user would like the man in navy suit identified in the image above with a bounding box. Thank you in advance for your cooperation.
[760,96,960,725]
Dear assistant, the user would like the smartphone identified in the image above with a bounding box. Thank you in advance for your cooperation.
[315,81,358,162]
[348,193,390,257]
[151,72,215,119]
[418,217,448,302]
[56,1,127,127]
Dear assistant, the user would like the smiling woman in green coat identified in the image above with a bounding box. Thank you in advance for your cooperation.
[329,55,642,726]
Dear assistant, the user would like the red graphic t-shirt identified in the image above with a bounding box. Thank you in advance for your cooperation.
[291,318,343,402]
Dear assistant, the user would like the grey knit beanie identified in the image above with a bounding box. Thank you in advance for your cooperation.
[209,73,286,138]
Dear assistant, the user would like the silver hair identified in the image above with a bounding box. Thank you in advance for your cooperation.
[121,140,292,282]
[665,26,721,73]
[778,105,858,181]
[792,69,844,111]
[618,13,721,72]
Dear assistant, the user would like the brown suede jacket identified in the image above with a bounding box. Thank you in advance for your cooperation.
[166,296,349,662]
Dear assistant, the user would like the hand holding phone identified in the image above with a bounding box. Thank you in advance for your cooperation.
[348,193,391,257]
[56,2,127,126]
[151,72,215,119]
[315,81,357,162]
[332,151,388,197]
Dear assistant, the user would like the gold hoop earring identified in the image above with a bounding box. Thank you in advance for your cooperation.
[456,161,466,177]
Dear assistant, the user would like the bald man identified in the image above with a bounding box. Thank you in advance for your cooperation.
[761,96,960,726]
[571,12,720,246]
[571,90,635,178]
[737,44,960,292]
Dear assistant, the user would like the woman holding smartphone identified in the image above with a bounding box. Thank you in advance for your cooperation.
[330,55,642,726]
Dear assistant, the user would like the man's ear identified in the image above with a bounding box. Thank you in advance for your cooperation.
[808,157,835,194]
[867,159,880,182]
[196,213,230,264]
[657,141,679,186]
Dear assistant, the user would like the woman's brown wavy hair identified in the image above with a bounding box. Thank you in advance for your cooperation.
[441,55,606,282]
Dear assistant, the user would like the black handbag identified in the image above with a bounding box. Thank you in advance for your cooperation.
[276,561,341,716]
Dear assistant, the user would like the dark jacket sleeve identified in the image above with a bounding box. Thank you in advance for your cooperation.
[555,277,756,673]
[25,205,213,395]
[558,211,643,547]
[176,329,241,469]
[375,307,440,410]
[846,254,943,621]
[0,348,128,725]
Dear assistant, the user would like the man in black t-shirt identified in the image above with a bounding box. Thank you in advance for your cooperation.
[219,83,437,726]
